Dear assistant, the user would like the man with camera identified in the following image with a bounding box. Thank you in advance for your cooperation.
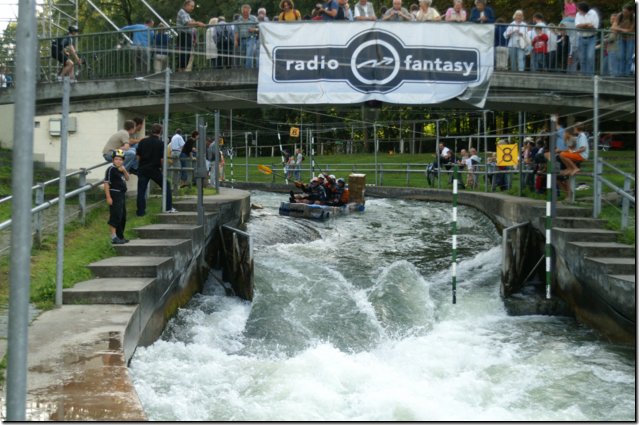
[382,0,413,21]
[318,0,338,20]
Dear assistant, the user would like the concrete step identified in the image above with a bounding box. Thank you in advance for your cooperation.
[568,241,636,258]
[63,278,156,305]
[156,211,217,225]
[553,227,621,243]
[608,274,635,284]
[113,239,192,257]
[133,224,203,241]
[603,274,635,320]
[586,258,636,275]
[87,256,173,278]
[173,199,222,213]
[531,205,592,218]
[551,216,608,229]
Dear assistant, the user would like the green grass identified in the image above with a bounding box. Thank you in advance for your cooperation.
[0,197,162,309]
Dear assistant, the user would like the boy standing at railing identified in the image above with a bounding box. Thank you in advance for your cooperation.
[104,149,130,245]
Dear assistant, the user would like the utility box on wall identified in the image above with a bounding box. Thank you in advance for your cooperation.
[49,117,77,136]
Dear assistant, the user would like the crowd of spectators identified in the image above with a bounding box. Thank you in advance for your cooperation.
[93,0,634,76]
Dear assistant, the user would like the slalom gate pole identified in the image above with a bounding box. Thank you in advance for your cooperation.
[277,131,288,184]
[451,164,458,304]
[545,148,553,299]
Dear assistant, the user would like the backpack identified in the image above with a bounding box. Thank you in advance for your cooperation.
[216,25,233,48]
[50,37,62,58]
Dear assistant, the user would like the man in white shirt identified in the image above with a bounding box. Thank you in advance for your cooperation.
[169,129,186,184]
[574,2,599,75]
[353,0,376,20]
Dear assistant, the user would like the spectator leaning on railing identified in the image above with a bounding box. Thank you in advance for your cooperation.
[234,4,260,69]
[444,0,467,22]
[382,0,413,22]
[414,0,440,21]
[353,0,377,21]
[503,9,528,72]
[469,0,494,24]
[177,0,206,72]
[119,19,154,75]
[152,23,170,73]
[573,2,599,75]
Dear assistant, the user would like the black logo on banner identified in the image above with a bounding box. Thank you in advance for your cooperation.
[273,29,480,93]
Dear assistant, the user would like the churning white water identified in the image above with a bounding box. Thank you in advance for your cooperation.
[129,191,635,421]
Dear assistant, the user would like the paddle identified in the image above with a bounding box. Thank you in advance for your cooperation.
[258,164,301,184]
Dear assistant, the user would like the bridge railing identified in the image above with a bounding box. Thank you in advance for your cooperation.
[6,22,633,85]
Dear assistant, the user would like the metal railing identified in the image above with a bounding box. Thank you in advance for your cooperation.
[594,157,635,229]
[0,161,108,249]
[0,23,633,84]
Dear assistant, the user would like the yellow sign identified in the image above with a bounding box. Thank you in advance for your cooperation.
[497,144,518,167]
[219,137,224,145]
[289,127,300,137]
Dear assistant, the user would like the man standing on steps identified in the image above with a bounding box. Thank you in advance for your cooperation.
[136,123,178,216]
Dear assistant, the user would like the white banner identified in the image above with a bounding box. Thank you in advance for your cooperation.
[258,22,494,106]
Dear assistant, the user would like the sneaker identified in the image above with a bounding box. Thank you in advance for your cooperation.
[111,237,126,244]
[167,208,179,213]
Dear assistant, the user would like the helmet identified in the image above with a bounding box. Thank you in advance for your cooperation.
[68,25,79,33]
[329,174,336,180]
[311,177,319,182]
[317,174,325,179]
[112,149,126,159]
[337,178,345,184]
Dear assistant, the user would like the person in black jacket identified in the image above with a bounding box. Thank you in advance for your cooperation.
[104,149,129,244]
[136,123,178,216]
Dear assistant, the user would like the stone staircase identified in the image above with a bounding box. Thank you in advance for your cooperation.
[550,211,635,342]
[17,189,251,420]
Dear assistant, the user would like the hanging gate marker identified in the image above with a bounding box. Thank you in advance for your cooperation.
[451,164,458,304]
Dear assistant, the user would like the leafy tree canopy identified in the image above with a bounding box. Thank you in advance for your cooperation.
[42,0,626,34]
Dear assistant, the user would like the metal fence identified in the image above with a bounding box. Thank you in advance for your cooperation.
[0,22,632,84]
[0,161,108,250]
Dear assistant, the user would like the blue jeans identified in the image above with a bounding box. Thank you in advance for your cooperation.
[136,168,172,216]
[578,35,596,75]
[509,47,525,71]
[241,37,258,69]
[179,152,191,182]
[103,149,137,171]
[531,52,546,72]
[618,38,635,76]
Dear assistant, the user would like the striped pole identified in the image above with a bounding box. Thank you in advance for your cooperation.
[545,151,553,299]
[230,109,234,188]
[451,164,458,304]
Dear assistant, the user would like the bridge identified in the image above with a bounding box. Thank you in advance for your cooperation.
[0,68,635,119]
[0,23,635,118]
